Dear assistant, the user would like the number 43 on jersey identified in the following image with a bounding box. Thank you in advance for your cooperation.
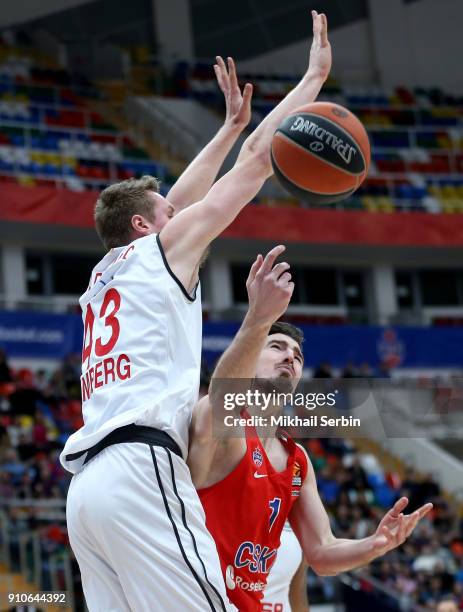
[81,288,132,401]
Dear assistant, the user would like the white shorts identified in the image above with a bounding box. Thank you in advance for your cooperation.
[66,442,235,612]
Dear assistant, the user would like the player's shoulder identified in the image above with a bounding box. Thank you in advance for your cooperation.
[295,442,309,463]
[295,443,315,482]
[132,233,157,251]
[119,234,164,268]
[190,395,212,442]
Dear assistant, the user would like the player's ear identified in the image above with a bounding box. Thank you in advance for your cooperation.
[131,214,151,235]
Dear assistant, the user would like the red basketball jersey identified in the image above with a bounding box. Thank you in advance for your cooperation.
[198,418,308,611]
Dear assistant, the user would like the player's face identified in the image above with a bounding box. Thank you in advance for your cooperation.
[148,191,175,232]
[437,604,459,612]
[255,333,303,389]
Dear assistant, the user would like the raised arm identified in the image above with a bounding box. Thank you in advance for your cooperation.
[160,150,269,290]
[188,247,294,485]
[161,11,331,289]
[166,57,252,211]
[212,245,293,381]
[290,452,433,576]
[237,10,331,170]
[160,10,331,288]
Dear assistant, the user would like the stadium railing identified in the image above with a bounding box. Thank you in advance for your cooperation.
[0,500,76,611]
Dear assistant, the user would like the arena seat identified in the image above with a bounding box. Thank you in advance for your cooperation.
[172,62,463,213]
[0,54,165,191]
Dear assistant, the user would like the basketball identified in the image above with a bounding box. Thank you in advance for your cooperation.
[271,102,371,204]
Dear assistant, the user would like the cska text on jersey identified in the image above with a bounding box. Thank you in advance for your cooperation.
[81,354,132,401]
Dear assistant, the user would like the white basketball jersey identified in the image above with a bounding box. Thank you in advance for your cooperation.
[60,234,202,473]
[262,522,303,611]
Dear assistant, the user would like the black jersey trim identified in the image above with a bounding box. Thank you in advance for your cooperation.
[150,446,217,611]
[156,233,198,302]
[165,448,227,612]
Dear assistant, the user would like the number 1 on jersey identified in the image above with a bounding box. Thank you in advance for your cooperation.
[269,498,281,531]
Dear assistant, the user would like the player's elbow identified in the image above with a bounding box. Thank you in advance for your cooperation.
[305,538,339,577]
[310,563,340,577]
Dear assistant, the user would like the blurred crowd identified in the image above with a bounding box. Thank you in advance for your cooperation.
[304,437,463,610]
[0,349,79,502]
[1,348,463,610]
[0,348,76,581]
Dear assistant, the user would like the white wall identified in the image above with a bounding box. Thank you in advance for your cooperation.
[406,0,463,92]
[0,0,95,28]
[368,0,463,92]
[152,0,194,61]
[1,245,26,309]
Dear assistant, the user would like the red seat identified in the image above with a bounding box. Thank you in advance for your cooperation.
[16,368,34,386]
[0,382,15,396]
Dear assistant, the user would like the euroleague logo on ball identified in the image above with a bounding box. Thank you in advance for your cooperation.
[332,106,349,118]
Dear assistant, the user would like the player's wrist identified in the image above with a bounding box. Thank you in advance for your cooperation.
[364,534,382,562]
[222,119,247,136]
[243,308,274,331]
[304,67,329,84]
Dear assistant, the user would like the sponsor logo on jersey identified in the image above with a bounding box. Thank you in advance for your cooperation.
[292,461,302,496]
[252,447,263,467]
[234,541,277,574]
[253,471,267,479]
[225,564,236,590]
[292,461,302,487]
[225,564,267,593]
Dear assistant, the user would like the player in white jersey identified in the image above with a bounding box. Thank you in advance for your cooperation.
[62,11,332,611]
[262,522,309,612]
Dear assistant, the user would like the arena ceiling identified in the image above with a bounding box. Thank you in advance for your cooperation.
[190,0,369,60]
[7,0,426,61]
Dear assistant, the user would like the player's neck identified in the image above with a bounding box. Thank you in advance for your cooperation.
[260,431,280,451]
[249,402,282,440]
[260,434,290,473]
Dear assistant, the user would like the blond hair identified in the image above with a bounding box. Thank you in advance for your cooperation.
[94,175,161,250]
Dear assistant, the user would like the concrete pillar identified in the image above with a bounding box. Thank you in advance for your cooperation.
[208,258,232,314]
[1,245,27,308]
[371,265,398,325]
[152,0,194,61]
[367,0,417,88]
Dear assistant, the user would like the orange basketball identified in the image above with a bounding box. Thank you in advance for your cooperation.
[271,102,371,204]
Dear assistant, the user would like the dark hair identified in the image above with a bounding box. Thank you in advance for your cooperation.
[268,321,304,348]
[94,175,161,250]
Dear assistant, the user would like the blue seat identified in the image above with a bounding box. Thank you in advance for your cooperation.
[10,135,25,146]
[367,473,385,488]
[374,484,397,508]
[62,165,76,176]
[0,160,14,171]
[42,163,60,176]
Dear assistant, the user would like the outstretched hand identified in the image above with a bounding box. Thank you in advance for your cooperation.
[214,56,253,132]
[308,10,331,82]
[372,497,433,556]
[246,245,294,326]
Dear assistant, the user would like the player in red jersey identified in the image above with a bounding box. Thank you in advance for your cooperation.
[188,246,433,611]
